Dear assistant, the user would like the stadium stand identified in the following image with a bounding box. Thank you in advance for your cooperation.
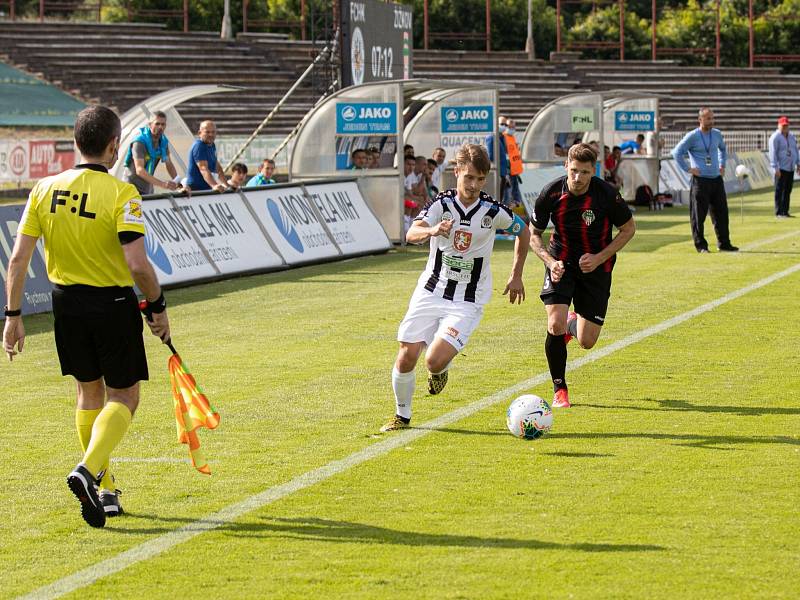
[1,21,800,139]
[0,21,320,136]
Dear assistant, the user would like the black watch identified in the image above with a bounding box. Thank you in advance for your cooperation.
[4,305,21,317]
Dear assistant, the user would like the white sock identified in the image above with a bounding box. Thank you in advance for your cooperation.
[392,367,416,420]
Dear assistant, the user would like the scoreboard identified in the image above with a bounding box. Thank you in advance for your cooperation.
[340,0,413,88]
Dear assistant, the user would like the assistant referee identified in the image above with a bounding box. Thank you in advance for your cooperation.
[3,105,170,528]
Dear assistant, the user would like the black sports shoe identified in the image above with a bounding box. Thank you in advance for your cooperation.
[719,244,739,252]
[67,464,106,528]
[99,489,124,517]
[427,370,449,395]
[697,248,710,253]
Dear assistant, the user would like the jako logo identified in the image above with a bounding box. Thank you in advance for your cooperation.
[341,105,357,121]
[267,198,304,253]
[144,232,172,274]
[445,109,458,122]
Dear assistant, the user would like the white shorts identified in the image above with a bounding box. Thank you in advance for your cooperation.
[397,289,484,352]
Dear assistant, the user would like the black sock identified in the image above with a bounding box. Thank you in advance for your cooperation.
[545,332,568,392]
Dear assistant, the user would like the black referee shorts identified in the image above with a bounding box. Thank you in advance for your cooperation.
[52,285,148,389]
[539,265,612,326]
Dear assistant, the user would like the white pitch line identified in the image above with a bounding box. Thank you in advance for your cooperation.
[19,242,800,600]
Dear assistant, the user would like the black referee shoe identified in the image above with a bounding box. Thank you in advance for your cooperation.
[719,244,739,252]
[99,489,124,517]
[67,464,106,528]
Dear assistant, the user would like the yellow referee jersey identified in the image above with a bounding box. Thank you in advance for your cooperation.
[19,164,146,287]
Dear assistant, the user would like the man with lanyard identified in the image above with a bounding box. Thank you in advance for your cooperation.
[486,116,511,204]
[381,143,529,432]
[672,107,738,253]
[530,143,635,409]
[122,110,180,195]
[246,158,277,187]
[768,115,800,218]
[185,120,227,193]
[503,119,523,207]
[3,106,170,528]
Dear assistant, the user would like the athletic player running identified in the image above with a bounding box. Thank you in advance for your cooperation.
[382,143,530,432]
[530,142,635,408]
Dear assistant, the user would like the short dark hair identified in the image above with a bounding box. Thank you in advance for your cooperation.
[74,105,121,157]
[567,142,598,165]
[262,158,276,167]
[404,155,416,164]
[231,162,248,174]
[454,143,491,175]
[427,158,437,168]
[351,148,366,159]
[150,110,167,121]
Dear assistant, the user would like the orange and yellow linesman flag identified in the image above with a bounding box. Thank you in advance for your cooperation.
[167,341,220,475]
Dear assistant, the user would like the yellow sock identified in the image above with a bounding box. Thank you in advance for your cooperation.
[75,408,114,490]
[82,402,132,478]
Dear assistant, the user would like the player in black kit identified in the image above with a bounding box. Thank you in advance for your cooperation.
[529,143,636,408]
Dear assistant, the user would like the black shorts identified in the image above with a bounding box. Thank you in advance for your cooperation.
[52,285,148,389]
[539,265,612,326]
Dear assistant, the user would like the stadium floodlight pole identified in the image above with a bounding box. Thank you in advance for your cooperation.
[223,31,339,171]
[525,0,535,60]
[221,0,233,40]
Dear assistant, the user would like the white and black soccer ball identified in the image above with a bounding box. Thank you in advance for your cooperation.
[506,394,553,439]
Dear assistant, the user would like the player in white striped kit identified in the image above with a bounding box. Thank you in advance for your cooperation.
[382,144,530,432]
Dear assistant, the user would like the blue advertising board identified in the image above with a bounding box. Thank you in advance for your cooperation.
[440,106,494,134]
[0,203,53,316]
[615,110,655,131]
[336,102,397,135]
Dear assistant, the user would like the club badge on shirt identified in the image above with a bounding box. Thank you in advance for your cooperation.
[453,229,472,252]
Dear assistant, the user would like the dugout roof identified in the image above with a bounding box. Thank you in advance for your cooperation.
[0,61,86,127]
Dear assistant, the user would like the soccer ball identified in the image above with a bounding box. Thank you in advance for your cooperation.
[506,394,553,439]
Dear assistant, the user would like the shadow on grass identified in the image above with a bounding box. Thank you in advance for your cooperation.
[115,515,663,552]
[220,517,665,552]
[546,431,800,449]
[579,398,800,417]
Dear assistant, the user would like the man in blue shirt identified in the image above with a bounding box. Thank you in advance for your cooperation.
[768,116,800,218]
[672,107,738,253]
[185,120,227,193]
[485,116,511,203]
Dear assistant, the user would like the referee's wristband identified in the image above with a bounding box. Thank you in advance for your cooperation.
[3,305,21,317]
[139,293,166,321]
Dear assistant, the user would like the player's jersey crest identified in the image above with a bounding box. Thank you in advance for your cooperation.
[453,229,473,252]
[581,209,595,226]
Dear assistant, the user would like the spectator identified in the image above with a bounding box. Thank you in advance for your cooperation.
[349,148,368,170]
[431,147,446,190]
[227,162,248,189]
[768,115,800,218]
[672,107,738,253]
[426,158,439,197]
[554,142,566,157]
[122,110,179,195]
[246,158,277,187]
[503,118,523,207]
[604,146,623,189]
[620,134,645,155]
[185,120,227,193]
[486,116,511,202]
[404,144,415,158]
[368,146,381,169]
[402,155,420,234]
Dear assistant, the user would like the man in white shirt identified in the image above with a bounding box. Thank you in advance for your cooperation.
[382,143,530,432]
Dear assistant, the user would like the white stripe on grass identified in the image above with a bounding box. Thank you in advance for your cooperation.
[18,245,800,600]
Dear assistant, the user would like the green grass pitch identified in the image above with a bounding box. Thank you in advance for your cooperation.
[1,189,798,599]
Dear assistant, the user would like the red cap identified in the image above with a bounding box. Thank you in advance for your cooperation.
[778,116,790,125]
